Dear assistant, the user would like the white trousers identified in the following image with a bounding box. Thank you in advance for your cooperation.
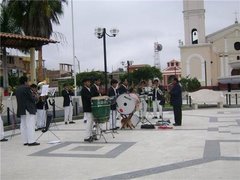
[85,112,94,139]
[109,110,117,129]
[0,115,4,140]
[36,109,46,128]
[152,100,163,117]
[139,100,147,118]
[20,112,36,144]
[64,104,73,122]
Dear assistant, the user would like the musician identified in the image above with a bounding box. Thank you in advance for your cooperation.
[90,78,101,97]
[117,78,128,95]
[108,79,119,130]
[35,85,49,130]
[152,78,165,119]
[137,80,148,118]
[15,76,40,146]
[62,83,75,125]
[170,77,182,126]
[81,78,94,142]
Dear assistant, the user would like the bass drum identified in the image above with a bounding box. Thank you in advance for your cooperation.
[116,94,136,115]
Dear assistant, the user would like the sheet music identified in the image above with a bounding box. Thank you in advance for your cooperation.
[41,85,49,96]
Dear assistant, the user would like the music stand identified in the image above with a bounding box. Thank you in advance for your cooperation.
[135,96,152,126]
[35,114,61,143]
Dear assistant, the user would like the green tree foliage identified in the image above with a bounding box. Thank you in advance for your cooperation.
[76,71,105,87]
[120,66,162,86]
[8,74,19,88]
[3,0,67,38]
[0,3,21,34]
[180,76,201,92]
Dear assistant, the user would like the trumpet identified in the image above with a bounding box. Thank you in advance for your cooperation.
[38,80,47,87]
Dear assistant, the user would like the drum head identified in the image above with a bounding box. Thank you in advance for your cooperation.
[116,94,136,115]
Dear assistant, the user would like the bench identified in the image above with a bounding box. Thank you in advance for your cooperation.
[188,89,224,109]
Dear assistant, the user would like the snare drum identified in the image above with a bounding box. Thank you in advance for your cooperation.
[91,96,110,123]
[116,94,137,115]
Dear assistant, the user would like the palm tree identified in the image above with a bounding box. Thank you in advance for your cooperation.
[3,0,67,81]
[0,3,22,89]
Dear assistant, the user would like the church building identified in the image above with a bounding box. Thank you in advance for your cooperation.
[179,0,240,90]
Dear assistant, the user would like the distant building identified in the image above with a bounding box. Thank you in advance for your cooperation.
[162,59,181,88]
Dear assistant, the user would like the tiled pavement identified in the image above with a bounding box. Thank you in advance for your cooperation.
[1,108,240,180]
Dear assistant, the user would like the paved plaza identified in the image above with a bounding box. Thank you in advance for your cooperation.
[1,108,240,180]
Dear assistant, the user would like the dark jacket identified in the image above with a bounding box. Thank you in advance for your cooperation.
[81,86,92,112]
[90,84,100,97]
[117,84,128,95]
[170,83,182,106]
[36,96,49,110]
[152,85,165,105]
[15,85,37,117]
[108,86,118,110]
[62,89,74,107]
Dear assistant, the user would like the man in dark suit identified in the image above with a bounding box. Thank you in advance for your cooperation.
[15,76,40,146]
[117,78,128,95]
[108,79,119,130]
[62,83,75,125]
[170,77,182,126]
[81,78,94,142]
[90,78,101,97]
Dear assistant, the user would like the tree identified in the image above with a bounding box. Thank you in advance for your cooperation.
[180,76,201,92]
[0,2,22,89]
[3,0,67,81]
[76,71,105,87]
[120,66,162,86]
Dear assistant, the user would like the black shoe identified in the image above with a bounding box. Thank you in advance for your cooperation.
[84,120,87,123]
[92,135,98,140]
[173,123,181,126]
[28,142,40,146]
[65,122,68,125]
[152,116,158,119]
[159,116,162,119]
[69,121,75,124]
[23,143,28,146]
[84,137,93,142]
[0,138,8,142]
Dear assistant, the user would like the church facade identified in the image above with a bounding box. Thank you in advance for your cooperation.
[180,0,240,90]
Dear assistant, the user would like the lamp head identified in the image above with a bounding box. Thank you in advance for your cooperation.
[110,28,119,37]
[95,27,103,38]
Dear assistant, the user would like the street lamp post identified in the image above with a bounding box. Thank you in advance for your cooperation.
[95,27,119,94]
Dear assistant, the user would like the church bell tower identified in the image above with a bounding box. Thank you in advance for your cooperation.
[183,0,206,45]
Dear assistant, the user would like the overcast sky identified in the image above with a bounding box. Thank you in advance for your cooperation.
[13,0,240,72]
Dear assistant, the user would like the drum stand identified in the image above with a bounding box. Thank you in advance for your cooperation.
[120,113,135,129]
[136,99,152,126]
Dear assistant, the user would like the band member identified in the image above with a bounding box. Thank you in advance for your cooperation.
[117,78,128,95]
[90,78,101,97]
[35,85,49,130]
[152,78,165,119]
[62,83,75,125]
[170,77,182,126]
[15,76,40,146]
[81,78,94,142]
[108,79,119,130]
[137,80,148,118]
